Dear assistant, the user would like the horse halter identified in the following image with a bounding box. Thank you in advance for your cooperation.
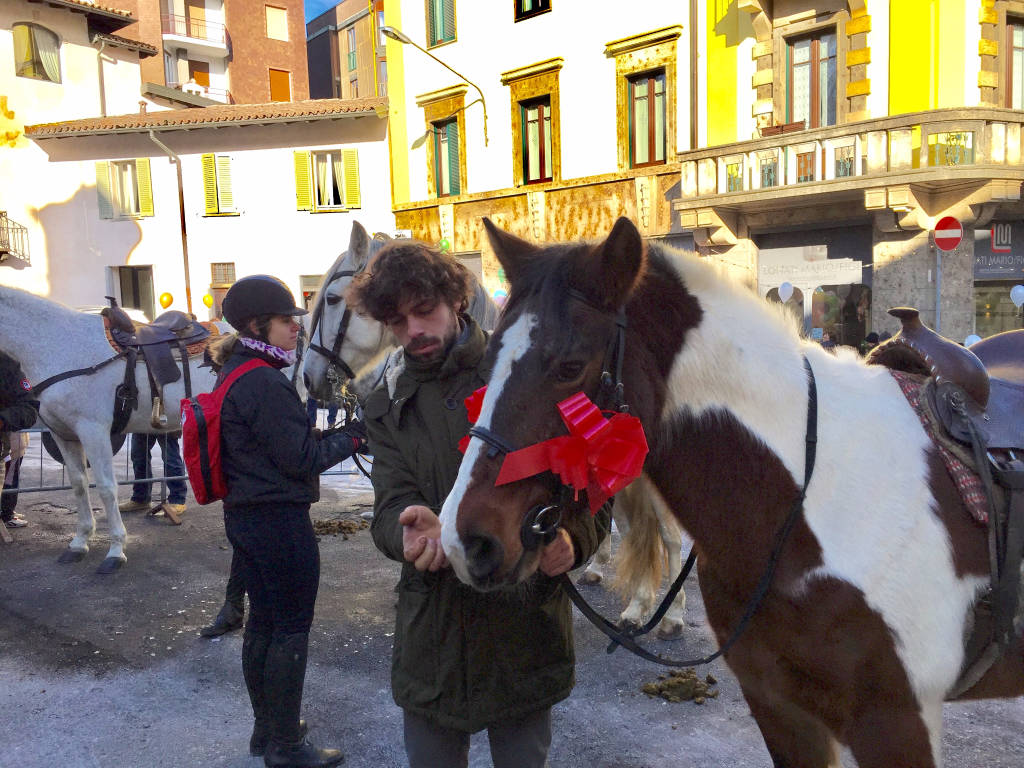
[307,267,361,381]
[470,288,630,551]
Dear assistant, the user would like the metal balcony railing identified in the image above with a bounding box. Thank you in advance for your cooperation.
[167,81,232,103]
[0,211,30,265]
[161,13,226,45]
[677,107,1024,202]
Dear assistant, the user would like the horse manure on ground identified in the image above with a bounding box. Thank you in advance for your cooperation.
[312,517,369,539]
[641,669,719,704]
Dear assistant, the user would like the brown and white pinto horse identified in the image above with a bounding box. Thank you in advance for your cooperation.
[440,217,1024,767]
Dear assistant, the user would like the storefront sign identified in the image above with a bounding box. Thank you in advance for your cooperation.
[758,246,864,297]
[974,224,1024,279]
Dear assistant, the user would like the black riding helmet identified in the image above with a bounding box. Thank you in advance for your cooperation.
[222,275,307,331]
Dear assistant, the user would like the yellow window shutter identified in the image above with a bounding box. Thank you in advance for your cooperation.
[216,155,234,212]
[201,153,218,214]
[136,157,154,217]
[342,148,360,209]
[95,161,113,219]
[294,150,312,211]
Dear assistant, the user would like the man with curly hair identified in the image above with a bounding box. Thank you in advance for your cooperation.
[348,240,608,768]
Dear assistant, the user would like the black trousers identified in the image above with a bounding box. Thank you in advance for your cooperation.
[224,503,319,637]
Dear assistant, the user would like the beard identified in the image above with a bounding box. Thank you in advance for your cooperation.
[406,317,460,363]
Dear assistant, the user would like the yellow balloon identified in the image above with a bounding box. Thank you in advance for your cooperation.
[202,293,214,308]
[159,292,173,309]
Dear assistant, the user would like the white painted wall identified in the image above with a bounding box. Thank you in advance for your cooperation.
[866,0,889,118]
[27,118,394,316]
[394,0,690,201]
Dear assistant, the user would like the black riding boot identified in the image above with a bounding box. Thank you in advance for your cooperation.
[242,630,273,755]
[263,632,343,767]
[200,600,244,638]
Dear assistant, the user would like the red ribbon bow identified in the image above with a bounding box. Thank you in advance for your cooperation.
[458,386,648,514]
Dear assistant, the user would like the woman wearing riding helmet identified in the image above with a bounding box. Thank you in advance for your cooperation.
[210,275,364,768]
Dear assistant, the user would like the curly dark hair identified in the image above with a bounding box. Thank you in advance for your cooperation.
[345,240,473,322]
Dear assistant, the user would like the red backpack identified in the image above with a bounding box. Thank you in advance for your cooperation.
[181,358,270,505]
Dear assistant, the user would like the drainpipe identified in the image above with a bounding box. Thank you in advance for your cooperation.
[94,38,108,117]
[148,130,194,314]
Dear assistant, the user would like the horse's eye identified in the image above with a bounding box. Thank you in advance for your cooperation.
[556,362,584,382]
[325,294,342,306]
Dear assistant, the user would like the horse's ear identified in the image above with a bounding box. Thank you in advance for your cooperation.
[349,221,371,269]
[483,217,537,285]
[578,217,645,310]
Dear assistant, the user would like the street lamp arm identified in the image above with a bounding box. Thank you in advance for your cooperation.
[381,25,488,146]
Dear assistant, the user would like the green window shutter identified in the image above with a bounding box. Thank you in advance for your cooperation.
[136,157,154,217]
[215,155,234,212]
[447,121,460,195]
[427,0,436,44]
[294,150,312,211]
[442,0,455,41]
[342,148,360,208]
[95,161,113,219]
[201,153,218,214]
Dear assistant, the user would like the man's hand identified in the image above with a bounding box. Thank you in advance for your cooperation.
[538,528,575,577]
[399,505,448,572]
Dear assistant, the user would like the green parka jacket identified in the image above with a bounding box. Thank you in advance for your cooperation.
[365,316,610,732]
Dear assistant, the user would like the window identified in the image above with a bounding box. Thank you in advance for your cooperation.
[434,119,460,196]
[269,68,291,101]
[514,0,550,22]
[188,60,210,88]
[788,31,836,129]
[12,23,60,83]
[293,149,361,212]
[347,27,357,71]
[164,52,176,85]
[628,71,666,168]
[95,159,154,219]
[1009,21,1024,109]
[377,9,385,49]
[211,262,236,286]
[378,60,388,97]
[521,97,552,183]
[350,78,359,98]
[266,5,289,41]
[201,154,235,215]
[427,0,456,47]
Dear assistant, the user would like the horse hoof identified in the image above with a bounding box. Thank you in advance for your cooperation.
[617,618,642,632]
[58,549,87,564]
[656,623,685,641]
[96,556,126,574]
[577,571,603,586]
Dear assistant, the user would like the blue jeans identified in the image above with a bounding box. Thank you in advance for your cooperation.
[305,398,339,428]
[130,433,187,504]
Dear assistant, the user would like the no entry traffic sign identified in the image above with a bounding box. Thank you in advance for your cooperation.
[934,216,962,252]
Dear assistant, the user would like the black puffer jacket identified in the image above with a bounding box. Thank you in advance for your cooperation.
[0,351,39,432]
[218,344,358,510]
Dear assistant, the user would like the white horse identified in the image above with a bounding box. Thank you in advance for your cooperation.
[0,285,217,572]
[302,222,687,637]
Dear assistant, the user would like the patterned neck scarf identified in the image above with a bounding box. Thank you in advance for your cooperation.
[238,336,296,367]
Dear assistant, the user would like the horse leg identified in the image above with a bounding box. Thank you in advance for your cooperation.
[79,428,127,574]
[741,685,843,768]
[54,437,93,563]
[578,513,615,586]
[843,697,940,768]
[653,495,686,640]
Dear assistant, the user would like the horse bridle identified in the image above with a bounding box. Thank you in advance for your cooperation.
[467,288,630,552]
[306,267,363,381]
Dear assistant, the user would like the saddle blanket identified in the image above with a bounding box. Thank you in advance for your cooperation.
[891,370,989,525]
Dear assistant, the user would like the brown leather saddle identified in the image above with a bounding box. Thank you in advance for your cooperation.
[867,308,1024,695]
[102,304,210,430]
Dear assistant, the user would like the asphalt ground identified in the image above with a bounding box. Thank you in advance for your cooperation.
[1,441,1022,767]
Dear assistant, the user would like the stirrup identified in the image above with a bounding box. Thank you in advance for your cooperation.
[150,395,167,429]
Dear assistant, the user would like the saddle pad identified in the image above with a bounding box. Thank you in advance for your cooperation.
[891,370,989,525]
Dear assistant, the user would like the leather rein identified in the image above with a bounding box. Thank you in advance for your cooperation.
[470,289,820,668]
[306,265,369,382]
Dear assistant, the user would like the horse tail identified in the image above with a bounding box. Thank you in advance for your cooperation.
[613,476,666,603]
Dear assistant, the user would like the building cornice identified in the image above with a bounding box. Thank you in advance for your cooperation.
[604,24,683,58]
[499,57,564,86]
[414,84,468,108]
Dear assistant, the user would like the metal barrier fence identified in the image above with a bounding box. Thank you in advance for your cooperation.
[0,421,363,503]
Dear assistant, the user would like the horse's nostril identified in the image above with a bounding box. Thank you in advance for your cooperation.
[464,533,504,582]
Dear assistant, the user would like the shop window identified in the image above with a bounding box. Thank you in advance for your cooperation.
[427,0,456,47]
[12,23,61,83]
[515,0,550,22]
[522,97,552,184]
[628,70,666,168]
[788,30,836,129]
[975,282,1024,337]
